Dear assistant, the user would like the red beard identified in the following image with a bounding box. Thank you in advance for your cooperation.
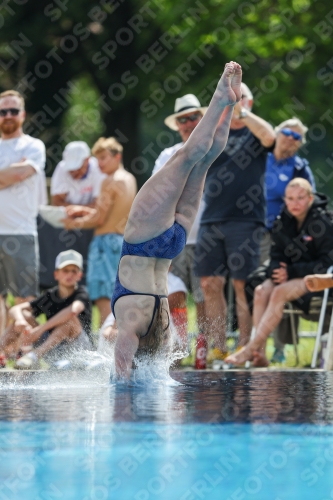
[0,120,20,135]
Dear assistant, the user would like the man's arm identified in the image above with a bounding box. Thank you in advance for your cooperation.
[234,103,275,147]
[52,195,97,208]
[0,140,46,190]
[0,162,36,190]
[63,179,115,230]
[65,205,96,217]
[52,193,70,206]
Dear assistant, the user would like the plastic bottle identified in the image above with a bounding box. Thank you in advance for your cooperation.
[195,333,207,369]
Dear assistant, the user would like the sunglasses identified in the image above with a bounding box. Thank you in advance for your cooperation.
[0,108,21,117]
[281,128,302,141]
[176,112,202,124]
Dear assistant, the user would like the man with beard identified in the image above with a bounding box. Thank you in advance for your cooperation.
[0,90,46,336]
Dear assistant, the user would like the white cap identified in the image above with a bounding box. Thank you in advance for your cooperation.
[63,141,90,171]
[164,94,208,131]
[55,250,83,270]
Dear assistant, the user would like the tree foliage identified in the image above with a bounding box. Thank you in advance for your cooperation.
[0,0,332,190]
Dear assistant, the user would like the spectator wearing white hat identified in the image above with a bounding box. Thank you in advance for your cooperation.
[37,141,105,291]
[51,141,105,207]
[63,137,137,327]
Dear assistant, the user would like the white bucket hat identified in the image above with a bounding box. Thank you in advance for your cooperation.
[63,141,91,171]
[164,94,208,131]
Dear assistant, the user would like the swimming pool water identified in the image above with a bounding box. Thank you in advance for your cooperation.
[0,370,333,500]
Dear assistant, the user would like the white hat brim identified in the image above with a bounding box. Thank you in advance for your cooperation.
[57,260,83,270]
[63,157,89,172]
[164,107,208,131]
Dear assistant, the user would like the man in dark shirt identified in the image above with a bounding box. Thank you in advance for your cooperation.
[195,83,275,357]
[0,250,92,368]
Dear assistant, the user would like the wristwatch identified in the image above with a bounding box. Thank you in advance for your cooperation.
[238,108,248,119]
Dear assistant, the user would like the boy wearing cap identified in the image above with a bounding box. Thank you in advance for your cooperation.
[0,250,92,369]
[51,141,105,207]
[63,137,137,327]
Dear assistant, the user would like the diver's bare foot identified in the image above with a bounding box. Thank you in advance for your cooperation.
[230,63,242,101]
[225,344,253,365]
[252,351,269,367]
[217,61,242,106]
[304,274,333,292]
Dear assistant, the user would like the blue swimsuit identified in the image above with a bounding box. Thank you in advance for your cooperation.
[111,222,186,336]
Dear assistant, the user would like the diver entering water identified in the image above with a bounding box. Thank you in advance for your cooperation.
[112,61,243,380]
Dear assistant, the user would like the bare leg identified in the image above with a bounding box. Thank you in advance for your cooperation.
[0,295,6,338]
[233,279,252,347]
[0,323,23,357]
[225,279,308,365]
[252,279,275,328]
[251,279,275,366]
[14,296,35,305]
[196,302,206,334]
[95,298,111,327]
[304,274,333,292]
[33,317,82,359]
[168,291,187,347]
[168,291,187,367]
[168,292,187,310]
[0,310,38,357]
[125,62,242,243]
[201,276,227,351]
[114,329,139,379]
[102,325,118,345]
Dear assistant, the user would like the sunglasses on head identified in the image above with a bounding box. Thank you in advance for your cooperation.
[176,112,202,124]
[0,108,21,117]
[281,128,302,141]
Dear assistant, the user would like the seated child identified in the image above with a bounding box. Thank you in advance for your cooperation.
[0,250,92,369]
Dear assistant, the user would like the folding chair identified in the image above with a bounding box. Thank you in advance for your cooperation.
[282,302,299,365]
[310,266,333,368]
[324,308,333,370]
[244,268,333,369]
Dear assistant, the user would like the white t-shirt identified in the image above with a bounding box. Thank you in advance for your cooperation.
[152,143,205,245]
[38,171,48,206]
[51,157,105,205]
[168,271,187,295]
[0,134,46,235]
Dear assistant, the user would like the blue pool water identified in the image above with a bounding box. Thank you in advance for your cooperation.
[1,370,333,500]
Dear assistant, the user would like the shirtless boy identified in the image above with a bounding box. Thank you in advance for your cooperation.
[64,137,137,326]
